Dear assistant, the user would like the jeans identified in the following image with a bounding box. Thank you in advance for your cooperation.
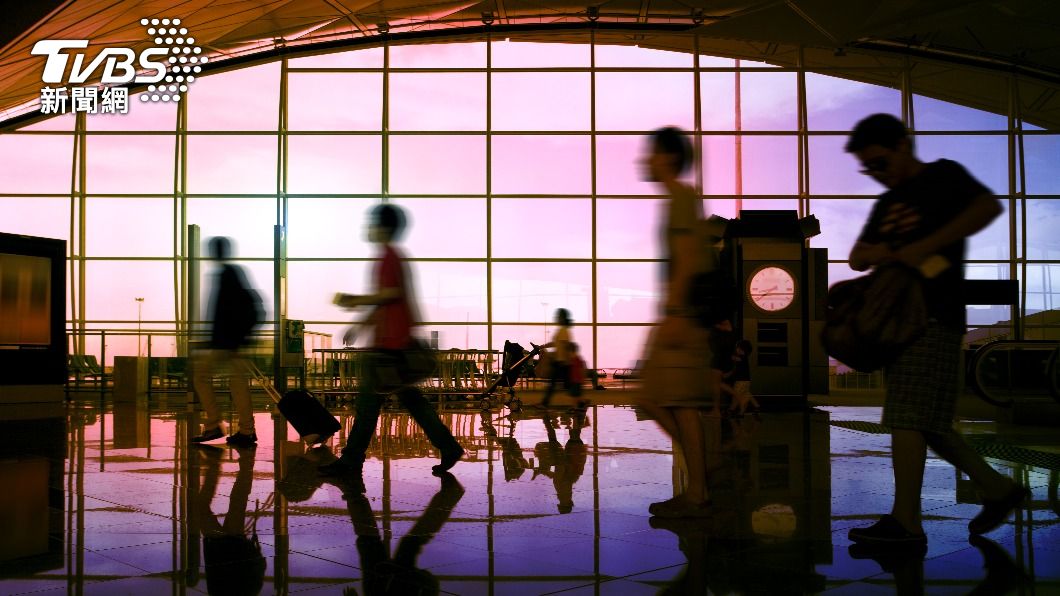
[192,349,254,433]
[341,351,460,462]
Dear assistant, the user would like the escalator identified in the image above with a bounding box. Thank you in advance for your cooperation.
[967,340,1060,407]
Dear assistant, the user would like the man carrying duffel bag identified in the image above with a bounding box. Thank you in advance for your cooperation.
[841,114,1029,551]
[319,204,464,478]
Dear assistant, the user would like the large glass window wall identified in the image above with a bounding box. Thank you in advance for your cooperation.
[0,34,1055,368]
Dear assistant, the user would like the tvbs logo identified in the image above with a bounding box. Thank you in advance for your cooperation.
[33,39,168,85]
[33,18,204,104]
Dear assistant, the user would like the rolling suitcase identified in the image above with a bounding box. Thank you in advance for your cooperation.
[246,361,341,445]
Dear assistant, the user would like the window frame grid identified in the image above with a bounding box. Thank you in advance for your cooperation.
[0,32,1048,366]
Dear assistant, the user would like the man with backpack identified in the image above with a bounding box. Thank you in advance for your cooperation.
[191,236,263,447]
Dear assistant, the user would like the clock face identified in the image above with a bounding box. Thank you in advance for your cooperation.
[748,266,796,312]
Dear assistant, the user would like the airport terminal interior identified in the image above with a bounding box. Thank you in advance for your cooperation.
[1,1,1059,594]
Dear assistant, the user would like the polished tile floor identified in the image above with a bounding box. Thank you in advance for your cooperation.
[0,395,1057,595]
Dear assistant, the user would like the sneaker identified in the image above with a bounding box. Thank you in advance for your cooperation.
[848,515,926,546]
[969,483,1031,536]
[433,472,467,509]
[648,514,712,533]
[225,431,257,448]
[651,497,712,519]
[191,426,224,443]
[648,496,683,516]
[849,542,927,572]
[318,458,363,477]
[432,446,465,475]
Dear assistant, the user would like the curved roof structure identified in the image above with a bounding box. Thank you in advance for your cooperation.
[2,0,1059,128]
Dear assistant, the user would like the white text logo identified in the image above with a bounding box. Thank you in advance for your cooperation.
[33,18,206,114]
[33,40,168,85]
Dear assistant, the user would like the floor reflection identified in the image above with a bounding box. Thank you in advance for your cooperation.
[0,405,64,578]
[193,444,267,596]
[345,471,464,595]
[0,397,1056,594]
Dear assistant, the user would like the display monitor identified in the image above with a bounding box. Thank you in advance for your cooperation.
[0,233,66,386]
[0,253,52,346]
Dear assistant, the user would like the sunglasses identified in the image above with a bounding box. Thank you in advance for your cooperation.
[859,157,889,175]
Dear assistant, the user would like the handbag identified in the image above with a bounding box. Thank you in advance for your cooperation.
[686,216,736,328]
[821,263,929,372]
[399,338,438,385]
[687,269,738,328]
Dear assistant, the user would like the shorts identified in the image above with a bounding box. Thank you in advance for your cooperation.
[882,322,963,434]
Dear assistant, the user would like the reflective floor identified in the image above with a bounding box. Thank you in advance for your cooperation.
[1,394,1058,595]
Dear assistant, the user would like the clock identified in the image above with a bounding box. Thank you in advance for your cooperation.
[748,265,796,312]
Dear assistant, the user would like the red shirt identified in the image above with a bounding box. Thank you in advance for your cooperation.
[372,245,413,350]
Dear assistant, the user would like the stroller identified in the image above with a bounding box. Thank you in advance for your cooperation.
[479,340,544,411]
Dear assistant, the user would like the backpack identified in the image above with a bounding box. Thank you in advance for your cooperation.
[821,264,928,372]
[228,265,264,344]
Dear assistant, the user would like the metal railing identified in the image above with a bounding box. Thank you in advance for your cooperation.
[65,328,332,394]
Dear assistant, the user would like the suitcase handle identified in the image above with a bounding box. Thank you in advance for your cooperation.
[244,360,324,445]
[243,356,330,445]
[243,360,283,405]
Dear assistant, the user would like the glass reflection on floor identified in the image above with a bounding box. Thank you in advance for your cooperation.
[0,405,65,579]
[0,397,1057,595]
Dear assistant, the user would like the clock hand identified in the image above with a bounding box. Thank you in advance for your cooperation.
[752,289,793,298]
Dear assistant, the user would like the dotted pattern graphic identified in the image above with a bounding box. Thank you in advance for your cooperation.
[138,17,204,103]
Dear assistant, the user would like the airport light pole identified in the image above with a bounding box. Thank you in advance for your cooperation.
[135,297,144,357]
